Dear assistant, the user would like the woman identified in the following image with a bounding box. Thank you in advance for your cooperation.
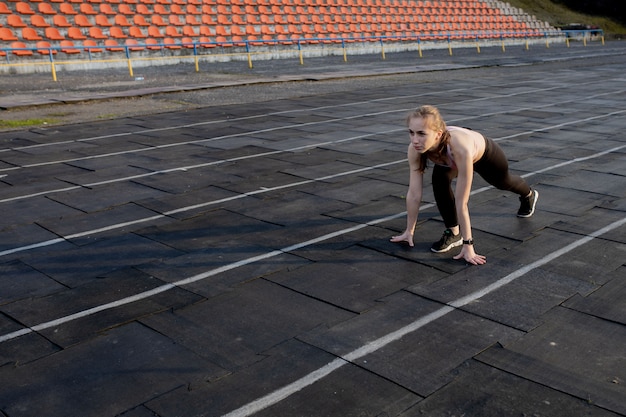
[390,105,538,265]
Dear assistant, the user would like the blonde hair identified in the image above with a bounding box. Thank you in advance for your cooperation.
[407,105,450,172]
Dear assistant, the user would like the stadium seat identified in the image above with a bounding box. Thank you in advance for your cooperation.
[7,14,28,27]
[165,25,181,37]
[67,26,86,39]
[147,25,164,37]
[115,14,131,26]
[0,2,11,13]
[202,13,216,25]
[80,3,97,15]
[118,4,133,14]
[133,15,149,26]
[199,25,214,36]
[110,26,127,38]
[36,40,56,54]
[186,4,200,14]
[74,14,92,27]
[162,37,181,49]
[89,26,107,39]
[198,35,216,47]
[145,38,162,50]
[99,3,115,15]
[154,4,168,14]
[31,14,50,27]
[136,4,150,14]
[129,26,147,37]
[11,41,33,55]
[53,14,71,27]
[170,4,184,14]
[59,3,77,14]
[95,14,112,26]
[83,39,103,52]
[182,25,198,36]
[180,36,194,48]
[16,2,36,14]
[21,27,42,40]
[104,39,124,51]
[185,14,201,25]
[152,15,166,26]
[59,39,80,53]
[125,38,144,50]
[44,26,64,39]
[37,3,56,14]
[168,14,183,25]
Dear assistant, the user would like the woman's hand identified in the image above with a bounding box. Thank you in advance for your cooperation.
[390,230,414,247]
[454,244,486,265]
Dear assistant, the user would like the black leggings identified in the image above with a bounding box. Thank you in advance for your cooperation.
[432,137,531,228]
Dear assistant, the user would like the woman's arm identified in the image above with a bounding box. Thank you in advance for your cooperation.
[390,144,423,247]
[450,135,487,265]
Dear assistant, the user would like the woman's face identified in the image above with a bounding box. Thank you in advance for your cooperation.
[408,116,442,153]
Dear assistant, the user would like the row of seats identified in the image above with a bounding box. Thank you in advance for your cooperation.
[1,0,543,57]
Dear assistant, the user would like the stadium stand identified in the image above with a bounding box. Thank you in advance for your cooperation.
[1,0,556,58]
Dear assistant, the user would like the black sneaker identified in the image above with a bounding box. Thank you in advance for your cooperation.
[517,189,539,218]
[431,228,462,253]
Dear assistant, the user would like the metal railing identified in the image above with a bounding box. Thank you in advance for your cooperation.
[0,29,605,81]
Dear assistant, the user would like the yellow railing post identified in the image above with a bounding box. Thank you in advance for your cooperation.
[298,41,304,65]
[193,44,199,72]
[417,37,422,58]
[380,38,385,60]
[48,49,57,82]
[475,34,480,53]
[342,39,347,62]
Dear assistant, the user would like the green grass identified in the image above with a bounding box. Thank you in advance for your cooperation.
[505,0,626,36]
[0,118,58,129]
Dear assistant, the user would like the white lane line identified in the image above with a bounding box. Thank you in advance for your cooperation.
[0,77,560,154]
[1,82,614,173]
[2,89,623,204]
[221,214,626,417]
[1,140,624,260]
[1,137,624,342]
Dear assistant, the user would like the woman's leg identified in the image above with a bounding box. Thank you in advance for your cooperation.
[474,138,531,197]
[432,164,459,228]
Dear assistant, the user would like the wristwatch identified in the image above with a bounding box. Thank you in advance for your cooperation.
[462,239,474,245]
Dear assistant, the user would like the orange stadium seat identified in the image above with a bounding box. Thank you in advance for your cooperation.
[129,26,147,37]
[136,3,150,14]
[31,14,50,27]
[170,4,184,14]
[53,14,71,27]
[11,41,33,55]
[147,25,164,37]
[115,14,131,26]
[125,38,144,50]
[59,3,77,14]
[74,14,92,27]
[199,25,214,36]
[89,26,107,38]
[0,2,11,13]
[153,4,168,14]
[21,27,42,40]
[36,40,57,54]
[60,39,80,53]
[67,26,86,39]
[118,4,133,14]
[202,14,216,25]
[163,37,181,48]
[104,39,124,51]
[168,14,183,25]
[180,36,194,48]
[109,26,127,38]
[7,14,27,27]
[99,3,115,14]
[16,2,35,14]
[95,14,112,26]
[165,25,181,36]
[182,25,198,36]
[37,3,55,14]
[185,14,201,25]
[145,38,162,50]
[198,36,215,47]
[83,39,103,52]
[80,3,97,15]
[152,15,166,26]
[186,4,200,14]
[44,26,64,39]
